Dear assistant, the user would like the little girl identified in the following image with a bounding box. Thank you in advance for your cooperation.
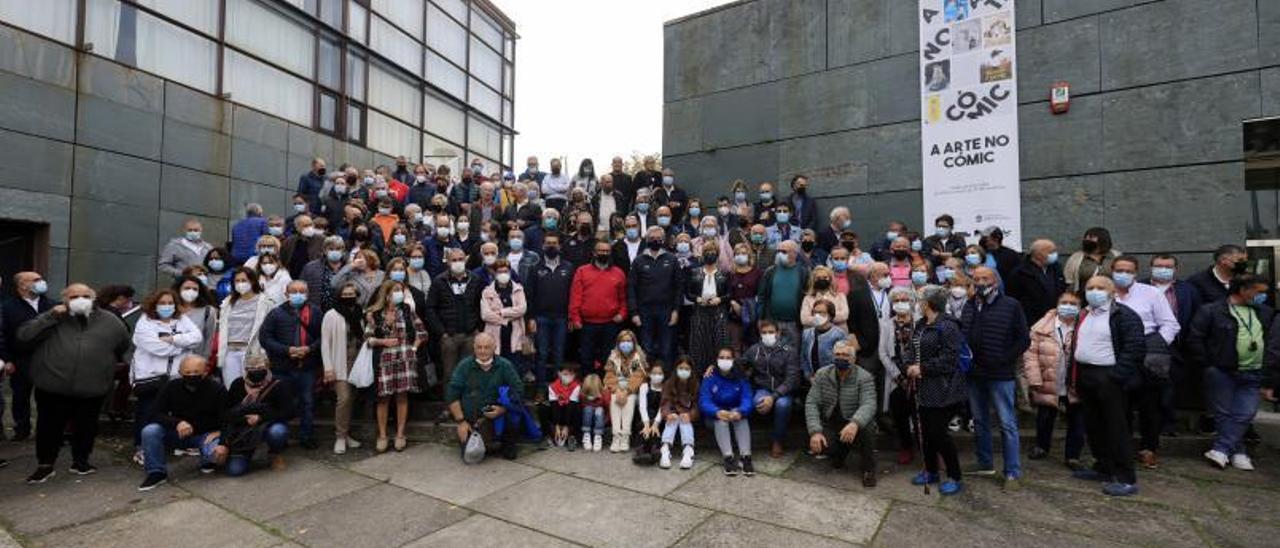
[634,362,666,465]
[547,363,581,451]
[604,330,647,453]
[580,374,607,452]
[659,357,701,470]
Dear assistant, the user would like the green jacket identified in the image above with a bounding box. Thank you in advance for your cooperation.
[804,364,877,435]
[446,355,523,421]
[17,308,130,398]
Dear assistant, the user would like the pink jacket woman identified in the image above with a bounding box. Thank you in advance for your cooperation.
[480,281,528,353]
[1021,310,1076,407]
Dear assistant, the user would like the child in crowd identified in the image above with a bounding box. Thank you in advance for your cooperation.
[604,330,648,453]
[634,362,666,465]
[547,363,582,451]
[580,374,607,452]
[660,357,700,470]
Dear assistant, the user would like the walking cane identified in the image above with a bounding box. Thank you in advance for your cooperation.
[909,377,929,495]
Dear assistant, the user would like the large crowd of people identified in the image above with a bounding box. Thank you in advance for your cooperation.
[1,153,1278,497]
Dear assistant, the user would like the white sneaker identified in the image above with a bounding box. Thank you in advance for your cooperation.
[345,437,362,449]
[619,439,630,452]
[583,432,592,449]
[609,436,622,453]
[1204,449,1229,469]
[1231,453,1255,471]
[659,445,672,469]
[334,438,347,455]
[593,434,603,452]
[680,445,695,469]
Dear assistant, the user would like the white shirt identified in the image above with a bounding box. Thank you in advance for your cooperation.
[700,268,718,299]
[1115,282,1180,344]
[625,239,641,264]
[542,173,572,200]
[597,194,617,232]
[24,296,40,313]
[1074,303,1116,366]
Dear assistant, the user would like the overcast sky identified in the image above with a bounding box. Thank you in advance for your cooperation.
[489,0,736,172]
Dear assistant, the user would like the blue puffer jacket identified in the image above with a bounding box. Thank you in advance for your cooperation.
[699,370,753,418]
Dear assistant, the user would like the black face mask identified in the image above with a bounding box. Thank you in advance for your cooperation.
[182,375,203,391]
[795,187,807,196]
[892,250,910,260]
[703,253,719,264]
[338,296,360,310]
[246,369,268,383]
[841,241,856,252]
[646,239,663,251]
[543,247,560,259]
[316,167,326,176]
[814,279,831,291]
[1081,240,1098,254]
[354,231,370,242]
[801,241,816,253]
[1233,260,1249,275]
[579,224,592,236]
[594,255,611,266]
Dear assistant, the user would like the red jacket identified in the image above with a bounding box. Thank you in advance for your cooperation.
[569,264,628,325]
[388,180,410,204]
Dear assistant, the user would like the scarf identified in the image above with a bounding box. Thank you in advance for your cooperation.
[242,370,276,404]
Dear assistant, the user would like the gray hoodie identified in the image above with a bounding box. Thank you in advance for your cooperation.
[17,307,130,398]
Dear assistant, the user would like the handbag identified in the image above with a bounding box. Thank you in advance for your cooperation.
[348,343,375,388]
[463,427,486,464]
[132,355,176,399]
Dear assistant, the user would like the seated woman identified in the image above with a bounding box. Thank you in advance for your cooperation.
[604,330,648,453]
[222,354,294,476]
[801,299,849,379]
[700,347,754,477]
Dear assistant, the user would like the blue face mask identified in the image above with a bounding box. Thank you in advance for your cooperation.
[1046,251,1059,265]
[208,259,225,272]
[1112,272,1135,289]
[911,271,928,286]
[1085,289,1110,308]
[676,242,691,254]
[619,341,634,354]
[509,238,525,251]
[938,267,955,282]
[1151,267,1175,283]
[636,202,650,213]
[1057,303,1080,318]
[911,239,923,252]
[776,212,791,224]
[965,254,981,266]
[289,293,307,308]
[543,218,558,230]
[1254,293,1269,305]
[657,216,671,227]
[760,191,773,201]
[885,231,899,242]
[326,250,343,263]
[831,261,849,273]
[389,270,406,282]
[688,207,701,218]
[625,228,640,240]
[156,304,176,319]
[409,257,425,270]
[734,191,747,202]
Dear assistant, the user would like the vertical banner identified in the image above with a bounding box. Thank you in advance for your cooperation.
[919,0,1021,249]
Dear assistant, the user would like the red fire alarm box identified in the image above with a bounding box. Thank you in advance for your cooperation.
[1051,81,1070,114]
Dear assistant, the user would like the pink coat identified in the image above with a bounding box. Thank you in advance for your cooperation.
[1022,310,1077,407]
[481,282,528,354]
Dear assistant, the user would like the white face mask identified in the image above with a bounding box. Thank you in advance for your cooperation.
[450,261,466,275]
[876,277,893,290]
[235,282,253,295]
[716,359,734,372]
[457,222,471,233]
[761,333,778,347]
[950,286,968,299]
[676,369,692,380]
[812,314,829,327]
[180,289,200,303]
[650,374,665,385]
[483,254,497,266]
[892,301,912,316]
[68,296,94,316]
[495,272,512,285]
[261,264,278,276]
[559,373,574,385]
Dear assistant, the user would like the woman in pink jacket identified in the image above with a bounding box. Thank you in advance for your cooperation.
[1022,290,1086,470]
[480,258,530,381]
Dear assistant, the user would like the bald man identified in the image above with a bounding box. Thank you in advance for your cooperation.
[447,333,524,462]
[258,280,322,449]
[159,219,214,280]
[17,283,130,483]
[1005,238,1066,325]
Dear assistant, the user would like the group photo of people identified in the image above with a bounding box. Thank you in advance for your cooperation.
[1,153,1277,498]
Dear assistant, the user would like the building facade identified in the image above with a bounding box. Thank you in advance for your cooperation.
[0,0,516,293]
[663,0,1276,269]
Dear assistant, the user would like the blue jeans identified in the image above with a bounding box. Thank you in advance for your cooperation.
[535,316,568,390]
[578,323,620,373]
[1205,368,1262,455]
[140,422,220,475]
[753,389,793,443]
[638,307,676,368]
[581,406,605,436]
[273,368,315,441]
[226,422,289,477]
[967,378,1021,478]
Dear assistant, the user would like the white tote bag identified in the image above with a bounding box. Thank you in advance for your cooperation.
[348,343,375,388]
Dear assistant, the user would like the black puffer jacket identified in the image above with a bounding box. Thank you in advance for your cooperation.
[424,271,484,335]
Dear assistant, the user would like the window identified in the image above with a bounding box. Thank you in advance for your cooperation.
[470,36,501,90]
[0,0,77,45]
[424,91,465,144]
[318,0,342,29]
[470,7,502,50]
[318,36,341,90]
[347,1,368,44]
[368,61,422,124]
[426,3,466,65]
[468,115,500,160]
[134,0,218,35]
[426,50,465,100]
[84,0,218,93]
[226,0,315,77]
[503,98,512,127]
[504,36,514,62]
[318,91,338,133]
[432,0,467,23]
[372,0,423,41]
[370,15,422,75]
[469,77,501,121]
[368,110,421,158]
[423,132,462,173]
[501,132,511,166]
[503,62,513,97]
[348,102,365,142]
[223,49,313,122]
[347,50,367,101]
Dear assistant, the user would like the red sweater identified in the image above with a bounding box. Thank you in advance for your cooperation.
[568,264,628,325]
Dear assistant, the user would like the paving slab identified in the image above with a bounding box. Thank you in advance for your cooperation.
[349,443,542,505]
[872,502,1120,548]
[783,454,940,507]
[32,498,281,548]
[470,473,709,548]
[0,526,19,548]
[1199,480,1280,524]
[936,476,1203,548]
[518,446,711,496]
[1019,456,1210,513]
[269,483,470,548]
[1190,513,1280,548]
[1157,453,1280,490]
[0,456,187,536]
[744,449,799,477]
[404,514,578,548]
[673,513,855,548]
[178,456,377,520]
[667,466,889,545]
